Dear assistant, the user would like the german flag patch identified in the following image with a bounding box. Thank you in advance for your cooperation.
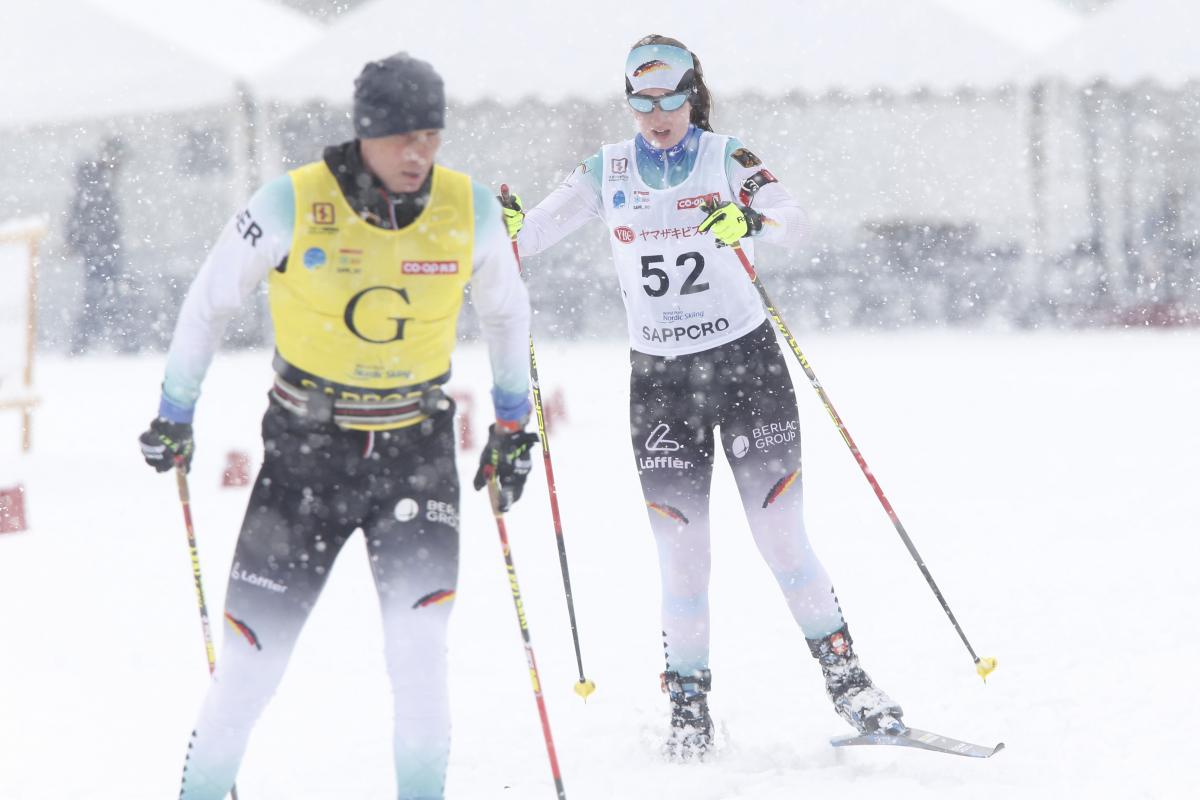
[731,147,762,168]
[647,501,690,525]
[762,470,800,508]
[412,589,456,609]
[224,613,262,651]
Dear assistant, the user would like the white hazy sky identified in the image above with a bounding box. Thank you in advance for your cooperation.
[4,0,1092,126]
[930,0,1083,51]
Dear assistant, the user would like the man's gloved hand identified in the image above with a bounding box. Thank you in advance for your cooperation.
[497,192,524,240]
[139,417,195,473]
[697,201,763,246]
[472,423,540,512]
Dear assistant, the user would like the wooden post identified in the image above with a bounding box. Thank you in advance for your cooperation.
[0,218,44,453]
[21,233,39,452]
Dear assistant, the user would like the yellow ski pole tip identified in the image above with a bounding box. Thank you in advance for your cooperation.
[574,679,597,700]
[975,656,998,682]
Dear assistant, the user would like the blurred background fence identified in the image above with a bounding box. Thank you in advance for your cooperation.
[3,0,1197,354]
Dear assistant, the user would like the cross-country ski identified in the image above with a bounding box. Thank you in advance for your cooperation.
[832,727,1005,759]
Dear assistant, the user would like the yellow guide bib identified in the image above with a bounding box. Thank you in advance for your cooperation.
[270,161,474,396]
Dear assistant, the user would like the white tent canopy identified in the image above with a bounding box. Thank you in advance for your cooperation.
[1033,0,1200,86]
[0,0,322,128]
[1,0,234,126]
[84,0,322,78]
[254,0,1031,106]
[931,0,1082,53]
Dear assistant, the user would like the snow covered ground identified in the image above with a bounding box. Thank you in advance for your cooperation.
[1,330,1197,799]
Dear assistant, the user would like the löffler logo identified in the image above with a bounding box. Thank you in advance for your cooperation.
[645,423,681,452]
[231,561,287,593]
[639,455,694,471]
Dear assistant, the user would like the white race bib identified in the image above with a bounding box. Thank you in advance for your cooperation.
[600,133,765,356]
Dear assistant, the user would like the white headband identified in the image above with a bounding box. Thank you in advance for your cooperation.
[625,44,695,94]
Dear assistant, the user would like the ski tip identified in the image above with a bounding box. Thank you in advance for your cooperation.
[830,728,1006,759]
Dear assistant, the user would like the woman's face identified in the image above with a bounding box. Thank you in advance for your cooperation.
[630,87,692,149]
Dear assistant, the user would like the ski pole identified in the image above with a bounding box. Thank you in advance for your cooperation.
[499,184,596,701]
[726,242,997,683]
[484,463,568,800]
[174,463,241,800]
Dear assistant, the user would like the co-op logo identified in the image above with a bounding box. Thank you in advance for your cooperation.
[613,226,636,244]
[401,260,458,275]
[677,192,721,211]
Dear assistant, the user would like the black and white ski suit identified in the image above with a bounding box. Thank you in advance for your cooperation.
[515,126,848,678]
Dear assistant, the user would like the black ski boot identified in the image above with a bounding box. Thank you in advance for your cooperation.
[661,669,713,760]
[808,625,905,734]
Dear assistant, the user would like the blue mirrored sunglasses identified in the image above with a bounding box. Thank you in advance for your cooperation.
[627,91,690,113]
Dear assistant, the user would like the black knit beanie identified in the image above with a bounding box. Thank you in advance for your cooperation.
[353,53,445,138]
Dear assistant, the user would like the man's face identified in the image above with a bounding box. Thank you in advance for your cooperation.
[359,129,442,193]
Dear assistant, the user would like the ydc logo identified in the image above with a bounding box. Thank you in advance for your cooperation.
[614,226,636,244]
[677,192,721,211]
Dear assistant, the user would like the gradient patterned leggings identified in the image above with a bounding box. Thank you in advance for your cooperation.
[629,320,847,678]
[179,400,460,800]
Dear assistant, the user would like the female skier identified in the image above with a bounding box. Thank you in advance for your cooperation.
[503,35,904,757]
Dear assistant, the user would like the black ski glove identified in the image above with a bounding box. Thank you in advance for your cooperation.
[139,417,195,473]
[472,424,540,512]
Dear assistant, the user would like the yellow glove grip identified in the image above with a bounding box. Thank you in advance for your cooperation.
[501,195,524,240]
[698,202,749,245]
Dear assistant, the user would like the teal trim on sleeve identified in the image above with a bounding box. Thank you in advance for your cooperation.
[723,137,746,183]
[472,180,504,240]
[580,153,603,191]
[158,174,295,422]
[255,173,295,240]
